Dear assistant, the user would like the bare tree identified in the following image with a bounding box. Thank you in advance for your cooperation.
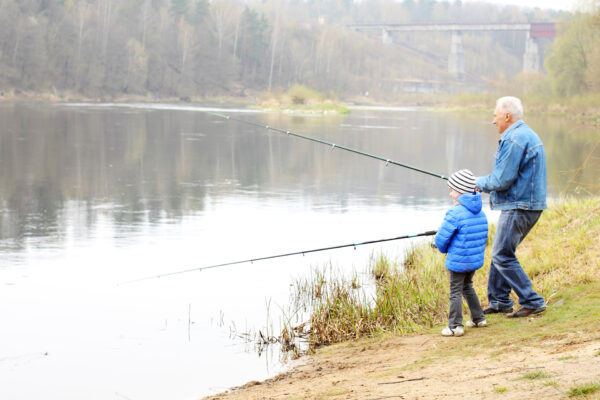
[76,1,89,87]
[208,0,239,60]
[268,5,281,91]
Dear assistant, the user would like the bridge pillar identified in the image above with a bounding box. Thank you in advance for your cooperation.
[448,30,465,79]
[381,28,392,44]
[523,32,541,73]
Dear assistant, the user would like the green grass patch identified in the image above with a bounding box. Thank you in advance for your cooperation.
[399,356,438,371]
[522,370,552,380]
[372,368,400,379]
[420,280,600,372]
[567,381,600,397]
[559,355,577,361]
[493,386,507,393]
[287,84,325,105]
[258,84,349,114]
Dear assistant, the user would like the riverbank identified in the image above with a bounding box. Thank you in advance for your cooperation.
[0,89,253,106]
[204,197,600,399]
[206,285,600,400]
[437,93,600,123]
[3,90,599,122]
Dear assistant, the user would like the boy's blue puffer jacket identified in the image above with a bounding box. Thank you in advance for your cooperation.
[434,192,488,273]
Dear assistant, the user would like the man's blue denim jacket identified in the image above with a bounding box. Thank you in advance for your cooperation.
[476,120,547,210]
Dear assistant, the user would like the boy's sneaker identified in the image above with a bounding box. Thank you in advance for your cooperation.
[441,326,464,337]
[465,319,487,328]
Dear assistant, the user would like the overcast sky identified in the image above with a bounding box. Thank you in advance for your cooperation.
[462,0,580,11]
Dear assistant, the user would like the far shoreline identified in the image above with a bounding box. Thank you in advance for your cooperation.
[1,91,599,122]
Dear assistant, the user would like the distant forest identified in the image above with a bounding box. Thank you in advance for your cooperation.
[0,0,573,100]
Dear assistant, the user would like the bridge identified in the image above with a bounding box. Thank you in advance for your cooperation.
[348,23,556,79]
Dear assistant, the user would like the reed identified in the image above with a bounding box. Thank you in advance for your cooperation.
[369,252,396,281]
[282,197,600,353]
[286,244,449,350]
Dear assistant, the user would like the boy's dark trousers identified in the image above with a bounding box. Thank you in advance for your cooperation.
[449,270,485,329]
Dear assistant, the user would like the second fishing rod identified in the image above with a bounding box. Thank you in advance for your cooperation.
[119,229,438,285]
[202,109,448,181]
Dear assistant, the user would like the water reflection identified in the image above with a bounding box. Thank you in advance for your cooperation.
[1,104,597,255]
[528,115,599,195]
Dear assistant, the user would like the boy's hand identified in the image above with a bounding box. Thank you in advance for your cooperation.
[430,240,437,249]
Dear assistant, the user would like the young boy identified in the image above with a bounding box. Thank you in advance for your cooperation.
[434,169,488,337]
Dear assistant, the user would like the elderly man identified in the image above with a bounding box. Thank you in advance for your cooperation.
[476,96,547,318]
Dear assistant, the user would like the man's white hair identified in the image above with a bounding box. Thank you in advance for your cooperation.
[496,96,523,120]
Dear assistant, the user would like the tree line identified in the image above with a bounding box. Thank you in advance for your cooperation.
[0,0,588,100]
[545,1,600,96]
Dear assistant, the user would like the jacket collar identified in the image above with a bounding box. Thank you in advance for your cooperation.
[500,119,524,141]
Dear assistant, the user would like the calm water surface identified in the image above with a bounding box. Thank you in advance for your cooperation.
[0,102,597,399]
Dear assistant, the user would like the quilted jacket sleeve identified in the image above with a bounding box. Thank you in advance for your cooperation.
[434,209,458,254]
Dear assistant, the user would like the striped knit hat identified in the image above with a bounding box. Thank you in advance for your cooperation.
[448,169,476,194]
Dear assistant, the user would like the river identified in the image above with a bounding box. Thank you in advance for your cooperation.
[0,102,597,399]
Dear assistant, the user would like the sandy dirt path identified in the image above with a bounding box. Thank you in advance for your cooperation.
[204,322,600,400]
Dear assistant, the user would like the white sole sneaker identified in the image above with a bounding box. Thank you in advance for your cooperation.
[441,326,464,336]
[465,320,487,328]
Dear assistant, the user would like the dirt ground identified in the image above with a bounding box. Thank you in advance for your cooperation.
[204,319,600,400]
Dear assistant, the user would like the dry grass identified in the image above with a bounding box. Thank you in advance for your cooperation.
[283,197,600,352]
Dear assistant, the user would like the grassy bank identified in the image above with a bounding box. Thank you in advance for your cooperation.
[397,280,600,399]
[258,84,350,115]
[0,89,257,106]
[440,92,600,122]
[284,197,600,352]
[3,88,599,121]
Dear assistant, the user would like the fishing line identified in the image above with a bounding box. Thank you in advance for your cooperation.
[118,230,437,285]
[201,110,448,180]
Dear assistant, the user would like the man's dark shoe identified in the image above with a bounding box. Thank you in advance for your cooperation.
[505,306,546,318]
[483,304,513,314]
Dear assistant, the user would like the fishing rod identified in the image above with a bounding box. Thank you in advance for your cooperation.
[200,110,448,181]
[119,229,437,285]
